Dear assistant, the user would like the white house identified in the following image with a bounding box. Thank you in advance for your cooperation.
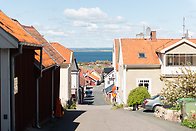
[51,43,80,107]
[51,42,74,107]
[71,58,80,98]
[113,31,196,104]
[104,68,115,89]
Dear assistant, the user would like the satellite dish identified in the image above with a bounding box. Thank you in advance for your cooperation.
[146,27,151,38]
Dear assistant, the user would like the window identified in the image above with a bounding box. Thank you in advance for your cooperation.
[108,81,110,85]
[166,54,196,66]
[137,79,150,91]
[138,53,146,58]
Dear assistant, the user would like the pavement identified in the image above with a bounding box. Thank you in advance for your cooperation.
[25,84,193,131]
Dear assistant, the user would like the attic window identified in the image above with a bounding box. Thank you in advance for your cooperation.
[139,53,146,58]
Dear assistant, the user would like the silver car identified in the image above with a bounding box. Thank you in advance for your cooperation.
[143,95,164,111]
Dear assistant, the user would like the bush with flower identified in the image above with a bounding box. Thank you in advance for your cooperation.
[160,68,196,106]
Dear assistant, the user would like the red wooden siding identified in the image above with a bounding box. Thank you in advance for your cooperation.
[14,48,36,131]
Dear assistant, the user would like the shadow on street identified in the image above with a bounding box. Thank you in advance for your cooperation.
[26,110,86,131]
[52,110,86,131]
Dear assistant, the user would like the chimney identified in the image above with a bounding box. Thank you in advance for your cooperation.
[150,31,156,41]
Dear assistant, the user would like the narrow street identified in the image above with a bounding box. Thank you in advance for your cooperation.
[27,84,193,131]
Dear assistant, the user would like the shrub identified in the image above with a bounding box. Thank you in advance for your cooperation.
[182,119,196,128]
[127,86,150,107]
[161,68,196,106]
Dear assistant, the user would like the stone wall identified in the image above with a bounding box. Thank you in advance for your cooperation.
[154,106,181,123]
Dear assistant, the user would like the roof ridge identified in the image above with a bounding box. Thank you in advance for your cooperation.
[50,42,67,61]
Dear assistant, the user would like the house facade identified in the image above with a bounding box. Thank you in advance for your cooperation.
[104,68,115,89]
[51,42,79,107]
[113,31,196,104]
[84,70,100,86]
[71,58,80,98]
[0,11,42,131]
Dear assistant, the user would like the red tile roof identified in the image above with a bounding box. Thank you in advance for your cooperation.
[22,25,64,66]
[50,42,73,64]
[0,11,39,44]
[79,69,85,87]
[22,25,48,44]
[114,39,120,71]
[118,38,196,65]
[35,50,55,68]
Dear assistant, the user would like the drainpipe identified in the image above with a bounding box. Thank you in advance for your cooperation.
[36,47,42,128]
[51,66,58,118]
[10,44,23,131]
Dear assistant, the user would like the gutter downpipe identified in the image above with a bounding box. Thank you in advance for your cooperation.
[36,47,43,128]
[10,44,23,131]
[51,65,58,118]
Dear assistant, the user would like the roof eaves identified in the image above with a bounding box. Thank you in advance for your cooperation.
[160,39,196,53]
[20,42,43,47]
[125,64,161,69]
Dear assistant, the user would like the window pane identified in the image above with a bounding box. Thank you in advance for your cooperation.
[144,83,149,90]
[180,54,185,65]
[174,54,179,65]
[139,53,146,58]
[166,55,173,66]
[186,55,192,66]
[192,55,196,66]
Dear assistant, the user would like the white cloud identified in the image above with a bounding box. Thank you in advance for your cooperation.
[46,30,68,36]
[64,7,107,20]
[73,21,88,27]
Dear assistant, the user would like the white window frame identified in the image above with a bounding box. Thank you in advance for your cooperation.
[136,78,151,93]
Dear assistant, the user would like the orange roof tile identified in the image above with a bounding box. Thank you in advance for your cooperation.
[35,50,55,68]
[114,39,120,71]
[87,73,100,81]
[50,42,73,64]
[119,38,196,65]
[0,11,39,44]
[22,25,64,66]
[22,25,48,44]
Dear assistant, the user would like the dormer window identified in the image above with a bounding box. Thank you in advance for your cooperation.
[139,53,146,58]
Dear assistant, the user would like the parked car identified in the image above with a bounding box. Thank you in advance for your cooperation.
[143,94,164,111]
[83,89,94,104]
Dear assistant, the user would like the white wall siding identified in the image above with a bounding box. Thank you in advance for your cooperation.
[123,67,127,104]
[71,72,79,95]
[0,49,11,131]
[59,67,71,107]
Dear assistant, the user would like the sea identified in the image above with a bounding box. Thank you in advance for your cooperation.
[72,48,112,62]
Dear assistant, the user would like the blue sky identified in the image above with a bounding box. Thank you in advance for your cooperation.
[1,0,196,48]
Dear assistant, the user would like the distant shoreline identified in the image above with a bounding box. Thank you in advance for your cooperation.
[72,48,112,52]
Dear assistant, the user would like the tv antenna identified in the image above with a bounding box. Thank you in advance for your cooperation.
[182,17,185,38]
[146,27,151,38]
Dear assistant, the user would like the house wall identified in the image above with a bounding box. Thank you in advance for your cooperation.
[117,41,125,104]
[39,67,53,123]
[0,49,11,131]
[104,71,115,89]
[125,68,164,104]
[14,48,36,131]
[71,71,79,95]
[167,43,196,54]
[60,65,71,107]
